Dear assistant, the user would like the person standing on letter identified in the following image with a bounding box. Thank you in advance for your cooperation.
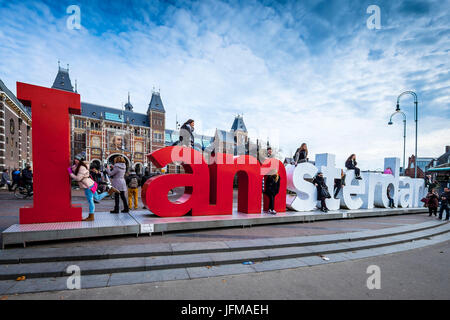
[345,154,362,180]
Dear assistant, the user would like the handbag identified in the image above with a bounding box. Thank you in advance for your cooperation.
[320,187,331,199]
[89,181,98,194]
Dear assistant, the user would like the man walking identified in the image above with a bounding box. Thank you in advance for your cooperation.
[438,188,450,221]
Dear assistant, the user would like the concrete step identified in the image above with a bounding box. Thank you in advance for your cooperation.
[0,220,446,265]
[0,222,448,281]
[3,232,449,295]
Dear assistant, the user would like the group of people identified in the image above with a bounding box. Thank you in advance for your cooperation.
[68,152,159,221]
[425,187,450,220]
[0,166,33,195]
[291,143,364,212]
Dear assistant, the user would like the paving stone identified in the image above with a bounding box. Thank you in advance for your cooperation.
[187,263,256,279]
[75,257,146,275]
[304,243,349,255]
[0,280,16,295]
[108,268,189,287]
[0,261,69,280]
[224,239,274,250]
[5,274,110,294]
[209,250,268,265]
[319,252,350,263]
[20,247,108,263]
[297,255,334,266]
[0,251,22,264]
[251,258,308,272]
[105,243,172,258]
[171,241,229,254]
[262,246,313,260]
[6,277,68,294]
[145,253,213,270]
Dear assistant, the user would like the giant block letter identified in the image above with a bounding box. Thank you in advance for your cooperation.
[341,170,365,210]
[209,153,262,214]
[17,82,82,223]
[286,163,318,211]
[142,146,210,217]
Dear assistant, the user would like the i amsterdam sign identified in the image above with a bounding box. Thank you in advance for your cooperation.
[16,82,426,224]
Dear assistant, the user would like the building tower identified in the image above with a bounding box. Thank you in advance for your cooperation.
[231,114,248,155]
[52,62,74,92]
[147,89,166,156]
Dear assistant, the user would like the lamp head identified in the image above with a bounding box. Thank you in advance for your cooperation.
[395,103,400,111]
[388,121,393,125]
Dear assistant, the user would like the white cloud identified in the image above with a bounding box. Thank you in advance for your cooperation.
[0,0,448,171]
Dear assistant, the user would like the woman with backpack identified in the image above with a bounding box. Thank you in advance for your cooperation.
[107,156,129,214]
[68,152,118,221]
[264,169,281,214]
[313,172,331,212]
[126,169,141,210]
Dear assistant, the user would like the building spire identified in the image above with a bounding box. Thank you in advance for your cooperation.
[75,79,78,93]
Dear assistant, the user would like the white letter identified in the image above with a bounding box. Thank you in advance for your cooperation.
[341,170,365,210]
[66,265,81,289]
[66,5,81,30]
[366,265,381,289]
[366,5,381,30]
[286,163,318,211]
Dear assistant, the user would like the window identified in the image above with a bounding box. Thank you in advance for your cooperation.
[10,119,15,134]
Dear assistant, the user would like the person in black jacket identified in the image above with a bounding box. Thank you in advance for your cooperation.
[345,154,362,180]
[264,170,281,214]
[178,119,195,148]
[21,165,33,196]
[313,172,330,212]
[438,188,450,220]
[294,143,308,165]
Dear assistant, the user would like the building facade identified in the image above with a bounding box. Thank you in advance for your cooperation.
[50,66,165,174]
[0,79,32,173]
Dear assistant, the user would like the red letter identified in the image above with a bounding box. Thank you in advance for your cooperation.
[17,82,82,223]
[209,153,262,214]
[142,146,210,217]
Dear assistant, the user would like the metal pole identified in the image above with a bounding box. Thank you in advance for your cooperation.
[403,118,406,175]
[396,91,418,179]
[414,100,418,179]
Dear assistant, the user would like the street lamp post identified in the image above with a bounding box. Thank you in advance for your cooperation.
[388,111,406,175]
[395,91,418,178]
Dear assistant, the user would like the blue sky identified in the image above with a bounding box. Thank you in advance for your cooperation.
[0,0,449,169]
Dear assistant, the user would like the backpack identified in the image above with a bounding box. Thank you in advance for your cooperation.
[129,176,139,188]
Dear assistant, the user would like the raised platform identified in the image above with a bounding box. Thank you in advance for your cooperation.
[1,207,427,248]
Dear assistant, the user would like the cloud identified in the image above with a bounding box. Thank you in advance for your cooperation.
[0,0,448,170]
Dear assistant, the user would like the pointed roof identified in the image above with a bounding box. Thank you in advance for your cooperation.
[52,63,74,92]
[147,90,165,113]
[124,92,133,111]
[231,114,247,132]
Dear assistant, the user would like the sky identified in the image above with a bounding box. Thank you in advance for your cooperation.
[0,0,449,170]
